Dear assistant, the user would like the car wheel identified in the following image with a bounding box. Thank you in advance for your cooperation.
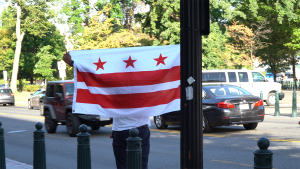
[66,113,80,137]
[44,110,57,133]
[91,125,101,130]
[266,93,276,106]
[154,115,168,129]
[3,104,6,106]
[243,123,258,130]
[39,103,44,116]
[28,100,33,109]
[203,115,212,133]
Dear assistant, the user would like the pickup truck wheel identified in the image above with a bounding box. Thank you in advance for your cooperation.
[243,123,258,130]
[66,113,80,137]
[154,115,168,129]
[39,103,44,116]
[266,93,276,106]
[28,100,33,109]
[91,125,101,130]
[44,110,57,133]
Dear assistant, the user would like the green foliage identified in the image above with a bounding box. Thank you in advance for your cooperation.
[77,4,154,50]
[137,0,180,45]
[202,23,228,69]
[0,28,14,74]
[34,46,57,81]
[24,84,41,92]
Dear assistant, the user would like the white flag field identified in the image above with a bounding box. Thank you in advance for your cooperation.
[70,45,180,118]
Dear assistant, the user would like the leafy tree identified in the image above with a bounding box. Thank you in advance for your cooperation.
[202,23,228,69]
[34,46,57,83]
[2,0,56,92]
[0,27,14,82]
[136,0,180,45]
[226,21,254,69]
[236,0,300,81]
[77,4,153,50]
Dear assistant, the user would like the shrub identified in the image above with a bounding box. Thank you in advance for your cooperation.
[25,85,42,92]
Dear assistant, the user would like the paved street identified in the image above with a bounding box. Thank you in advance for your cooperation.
[1,94,300,169]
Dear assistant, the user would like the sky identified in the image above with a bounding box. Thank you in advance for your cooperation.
[0,0,8,17]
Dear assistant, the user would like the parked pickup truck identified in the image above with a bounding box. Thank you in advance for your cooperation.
[43,80,112,137]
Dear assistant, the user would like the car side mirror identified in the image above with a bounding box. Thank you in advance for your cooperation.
[56,93,64,102]
[30,93,33,96]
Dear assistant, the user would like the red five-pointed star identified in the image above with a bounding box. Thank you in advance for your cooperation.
[154,54,168,66]
[123,56,137,68]
[93,57,107,71]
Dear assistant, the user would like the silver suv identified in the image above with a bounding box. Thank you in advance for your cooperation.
[0,88,15,106]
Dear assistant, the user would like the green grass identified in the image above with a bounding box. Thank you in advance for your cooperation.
[14,92,33,102]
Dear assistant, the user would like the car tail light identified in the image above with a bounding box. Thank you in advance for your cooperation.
[254,99,263,107]
[216,102,235,108]
[0,94,1,96]
[10,93,14,96]
[260,114,265,116]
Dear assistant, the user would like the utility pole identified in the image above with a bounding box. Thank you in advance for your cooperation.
[180,0,210,168]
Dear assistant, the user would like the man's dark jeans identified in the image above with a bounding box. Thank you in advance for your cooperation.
[112,126,150,169]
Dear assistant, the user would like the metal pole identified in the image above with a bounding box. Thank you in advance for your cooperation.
[274,91,280,116]
[180,0,209,168]
[292,90,298,117]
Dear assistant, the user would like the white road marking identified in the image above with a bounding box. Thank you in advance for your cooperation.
[7,130,27,133]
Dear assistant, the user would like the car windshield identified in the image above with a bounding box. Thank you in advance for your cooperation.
[65,83,74,96]
[204,86,252,97]
[0,89,12,93]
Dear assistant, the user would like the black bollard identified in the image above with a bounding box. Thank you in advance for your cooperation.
[33,122,46,169]
[0,121,6,169]
[254,137,273,169]
[77,124,91,169]
[127,128,142,169]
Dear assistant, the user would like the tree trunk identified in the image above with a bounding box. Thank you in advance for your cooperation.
[11,4,25,92]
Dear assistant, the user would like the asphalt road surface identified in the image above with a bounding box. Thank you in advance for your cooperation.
[1,105,300,169]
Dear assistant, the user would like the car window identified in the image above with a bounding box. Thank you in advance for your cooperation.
[238,72,249,82]
[65,83,74,96]
[228,72,237,82]
[204,86,252,97]
[252,72,265,82]
[34,91,43,95]
[0,89,12,93]
[56,85,64,98]
[46,84,54,97]
[202,72,226,83]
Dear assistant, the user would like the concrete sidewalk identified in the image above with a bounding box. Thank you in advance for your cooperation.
[5,158,32,169]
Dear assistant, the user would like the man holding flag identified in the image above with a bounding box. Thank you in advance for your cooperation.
[62,45,180,169]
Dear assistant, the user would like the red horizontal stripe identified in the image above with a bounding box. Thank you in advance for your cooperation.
[77,66,180,87]
[76,86,180,109]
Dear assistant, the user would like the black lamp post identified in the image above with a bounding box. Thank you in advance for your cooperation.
[180,0,210,168]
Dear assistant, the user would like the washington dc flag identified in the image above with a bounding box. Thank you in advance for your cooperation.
[70,45,180,118]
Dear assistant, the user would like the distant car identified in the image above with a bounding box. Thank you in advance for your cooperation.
[28,88,46,110]
[154,84,265,133]
[0,87,15,106]
[0,84,10,88]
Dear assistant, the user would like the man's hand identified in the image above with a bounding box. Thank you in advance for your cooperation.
[63,51,72,65]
